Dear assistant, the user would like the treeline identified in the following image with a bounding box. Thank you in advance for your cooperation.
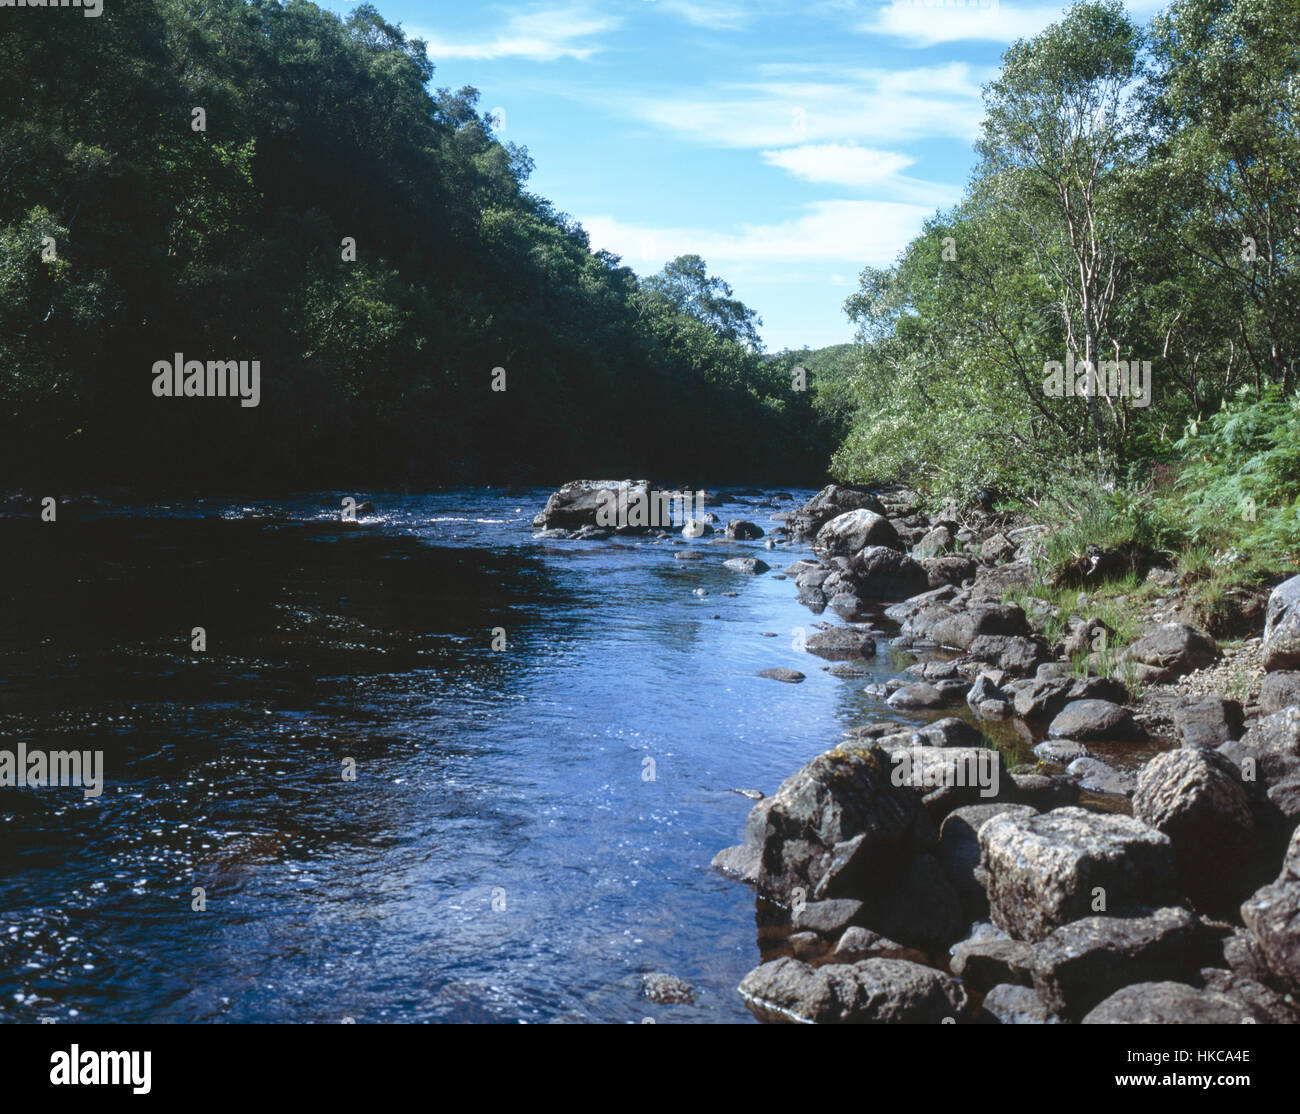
[833,0,1299,505]
[0,0,827,493]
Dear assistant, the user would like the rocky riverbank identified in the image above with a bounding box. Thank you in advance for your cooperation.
[538,478,1300,1024]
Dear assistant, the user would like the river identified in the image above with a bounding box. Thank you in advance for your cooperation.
[0,487,944,1024]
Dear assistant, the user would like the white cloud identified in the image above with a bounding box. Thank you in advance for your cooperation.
[761,144,914,186]
[629,64,986,147]
[581,199,936,269]
[416,8,619,62]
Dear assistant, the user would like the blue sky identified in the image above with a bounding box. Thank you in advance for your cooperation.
[322,0,1163,351]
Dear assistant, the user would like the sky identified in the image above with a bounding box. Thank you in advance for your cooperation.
[321,0,1165,352]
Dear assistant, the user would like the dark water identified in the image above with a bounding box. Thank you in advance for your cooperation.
[0,488,942,1024]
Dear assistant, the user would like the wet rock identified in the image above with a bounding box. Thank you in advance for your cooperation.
[1033,739,1088,765]
[1047,699,1144,742]
[1013,673,1128,721]
[738,957,968,1024]
[833,927,927,964]
[1173,696,1245,749]
[681,518,713,538]
[1123,623,1219,682]
[535,479,650,531]
[852,852,966,950]
[641,973,694,1005]
[723,556,770,574]
[979,807,1177,941]
[1031,908,1219,1020]
[758,668,805,683]
[804,627,877,660]
[847,546,929,601]
[725,519,764,540]
[1264,575,1300,671]
[1066,756,1136,797]
[674,550,709,561]
[710,843,760,885]
[792,898,864,937]
[980,983,1064,1024]
[1082,981,1262,1024]
[1133,748,1258,911]
[886,683,947,710]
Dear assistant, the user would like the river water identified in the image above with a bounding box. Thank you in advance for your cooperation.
[0,487,947,1024]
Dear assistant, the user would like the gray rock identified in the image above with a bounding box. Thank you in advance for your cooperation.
[725,519,764,540]
[1133,748,1259,910]
[1066,756,1136,796]
[886,683,948,710]
[967,634,1049,676]
[710,843,760,884]
[923,554,977,589]
[1240,879,1300,994]
[980,983,1063,1024]
[847,546,930,601]
[938,803,1037,921]
[1031,908,1219,1020]
[814,509,901,556]
[833,927,927,963]
[1198,967,1300,1024]
[640,972,694,1005]
[1034,739,1088,765]
[804,627,877,661]
[535,479,651,530]
[1013,673,1128,721]
[738,957,967,1024]
[790,485,886,540]
[1124,623,1219,682]
[792,898,864,937]
[723,556,770,574]
[1173,696,1245,748]
[758,668,805,683]
[1082,981,1264,1024]
[752,743,934,904]
[1047,699,1144,742]
[912,526,953,559]
[1010,773,1081,810]
[1260,672,1300,715]
[1264,574,1300,671]
[979,807,1177,941]
[951,938,1035,992]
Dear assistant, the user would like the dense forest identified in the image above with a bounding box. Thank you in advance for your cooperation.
[0,0,832,492]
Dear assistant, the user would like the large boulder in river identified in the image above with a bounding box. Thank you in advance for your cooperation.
[979,807,1177,942]
[751,744,934,905]
[725,519,764,540]
[790,484,886,539]
[804,626,876,660]
[1132,748,1259,911]
[533,479,652,531]
[813,509,901,556]
[1265,575,1300,671]
[739,957,967,1024]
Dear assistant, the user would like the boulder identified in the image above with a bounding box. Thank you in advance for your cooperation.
[725,519,764,541]
[1264,574,1300,671]
[924,603,1032,651]
[979,807,1177,941]
[1047,699,1144,742]
[848,546,929,601]
[758,668,805,683]
[790,485,886,539]
[752,744,934,904]
[738,957,968,1024]
[1173,696,1245,749]
[937,803,1037,921]
[967,634,1049,676]
[912,526,953,559]
[1260,672,1300,715]
[535,479,650,530]
[791,898,864,938]
[1066,756,1136,797]
[1133,748,1259,910]
[814,509,901,556]
[832,927,927,964]
[1081,981,1265,1024]
[951,938,1035,993]
[886,683,948,710]
[1010,773,1081,811]
[1013,673,1128,721]
[1123,623,1219,682]
[804,627,877,661]
[723,556,770,574]
[922,555,977,589]
[1240,879,1300,994]
[1031,908,1219,1020]
[979,983,1063,1024]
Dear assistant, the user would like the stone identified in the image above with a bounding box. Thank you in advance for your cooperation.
[1082,981,1266,1024]
[1260,672,1300,715]
[1123,623,1219,682]
[640,973,694,1005]
[1240,879,1300,994]
[1173,696,1245,749]
[804,627,877,661]
[758,668,805,683]
[951,938,1035,992]
[979,807,1177,941]
[1047,699,1144,742]
[980,983,1063,1024]
[813,509,901,556]
[738,957,967,1024]
[937,803,1037,921]
[725,519,764,540]
[1264,574,1300,671]
[1066,756,1136,797]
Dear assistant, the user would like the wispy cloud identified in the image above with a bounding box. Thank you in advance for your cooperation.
[761,144,914,186]
[651,0,756,31]
[628,63,987,147]
[416,7,620,62]
[581,199,937,268]
[859,0,1167,47]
